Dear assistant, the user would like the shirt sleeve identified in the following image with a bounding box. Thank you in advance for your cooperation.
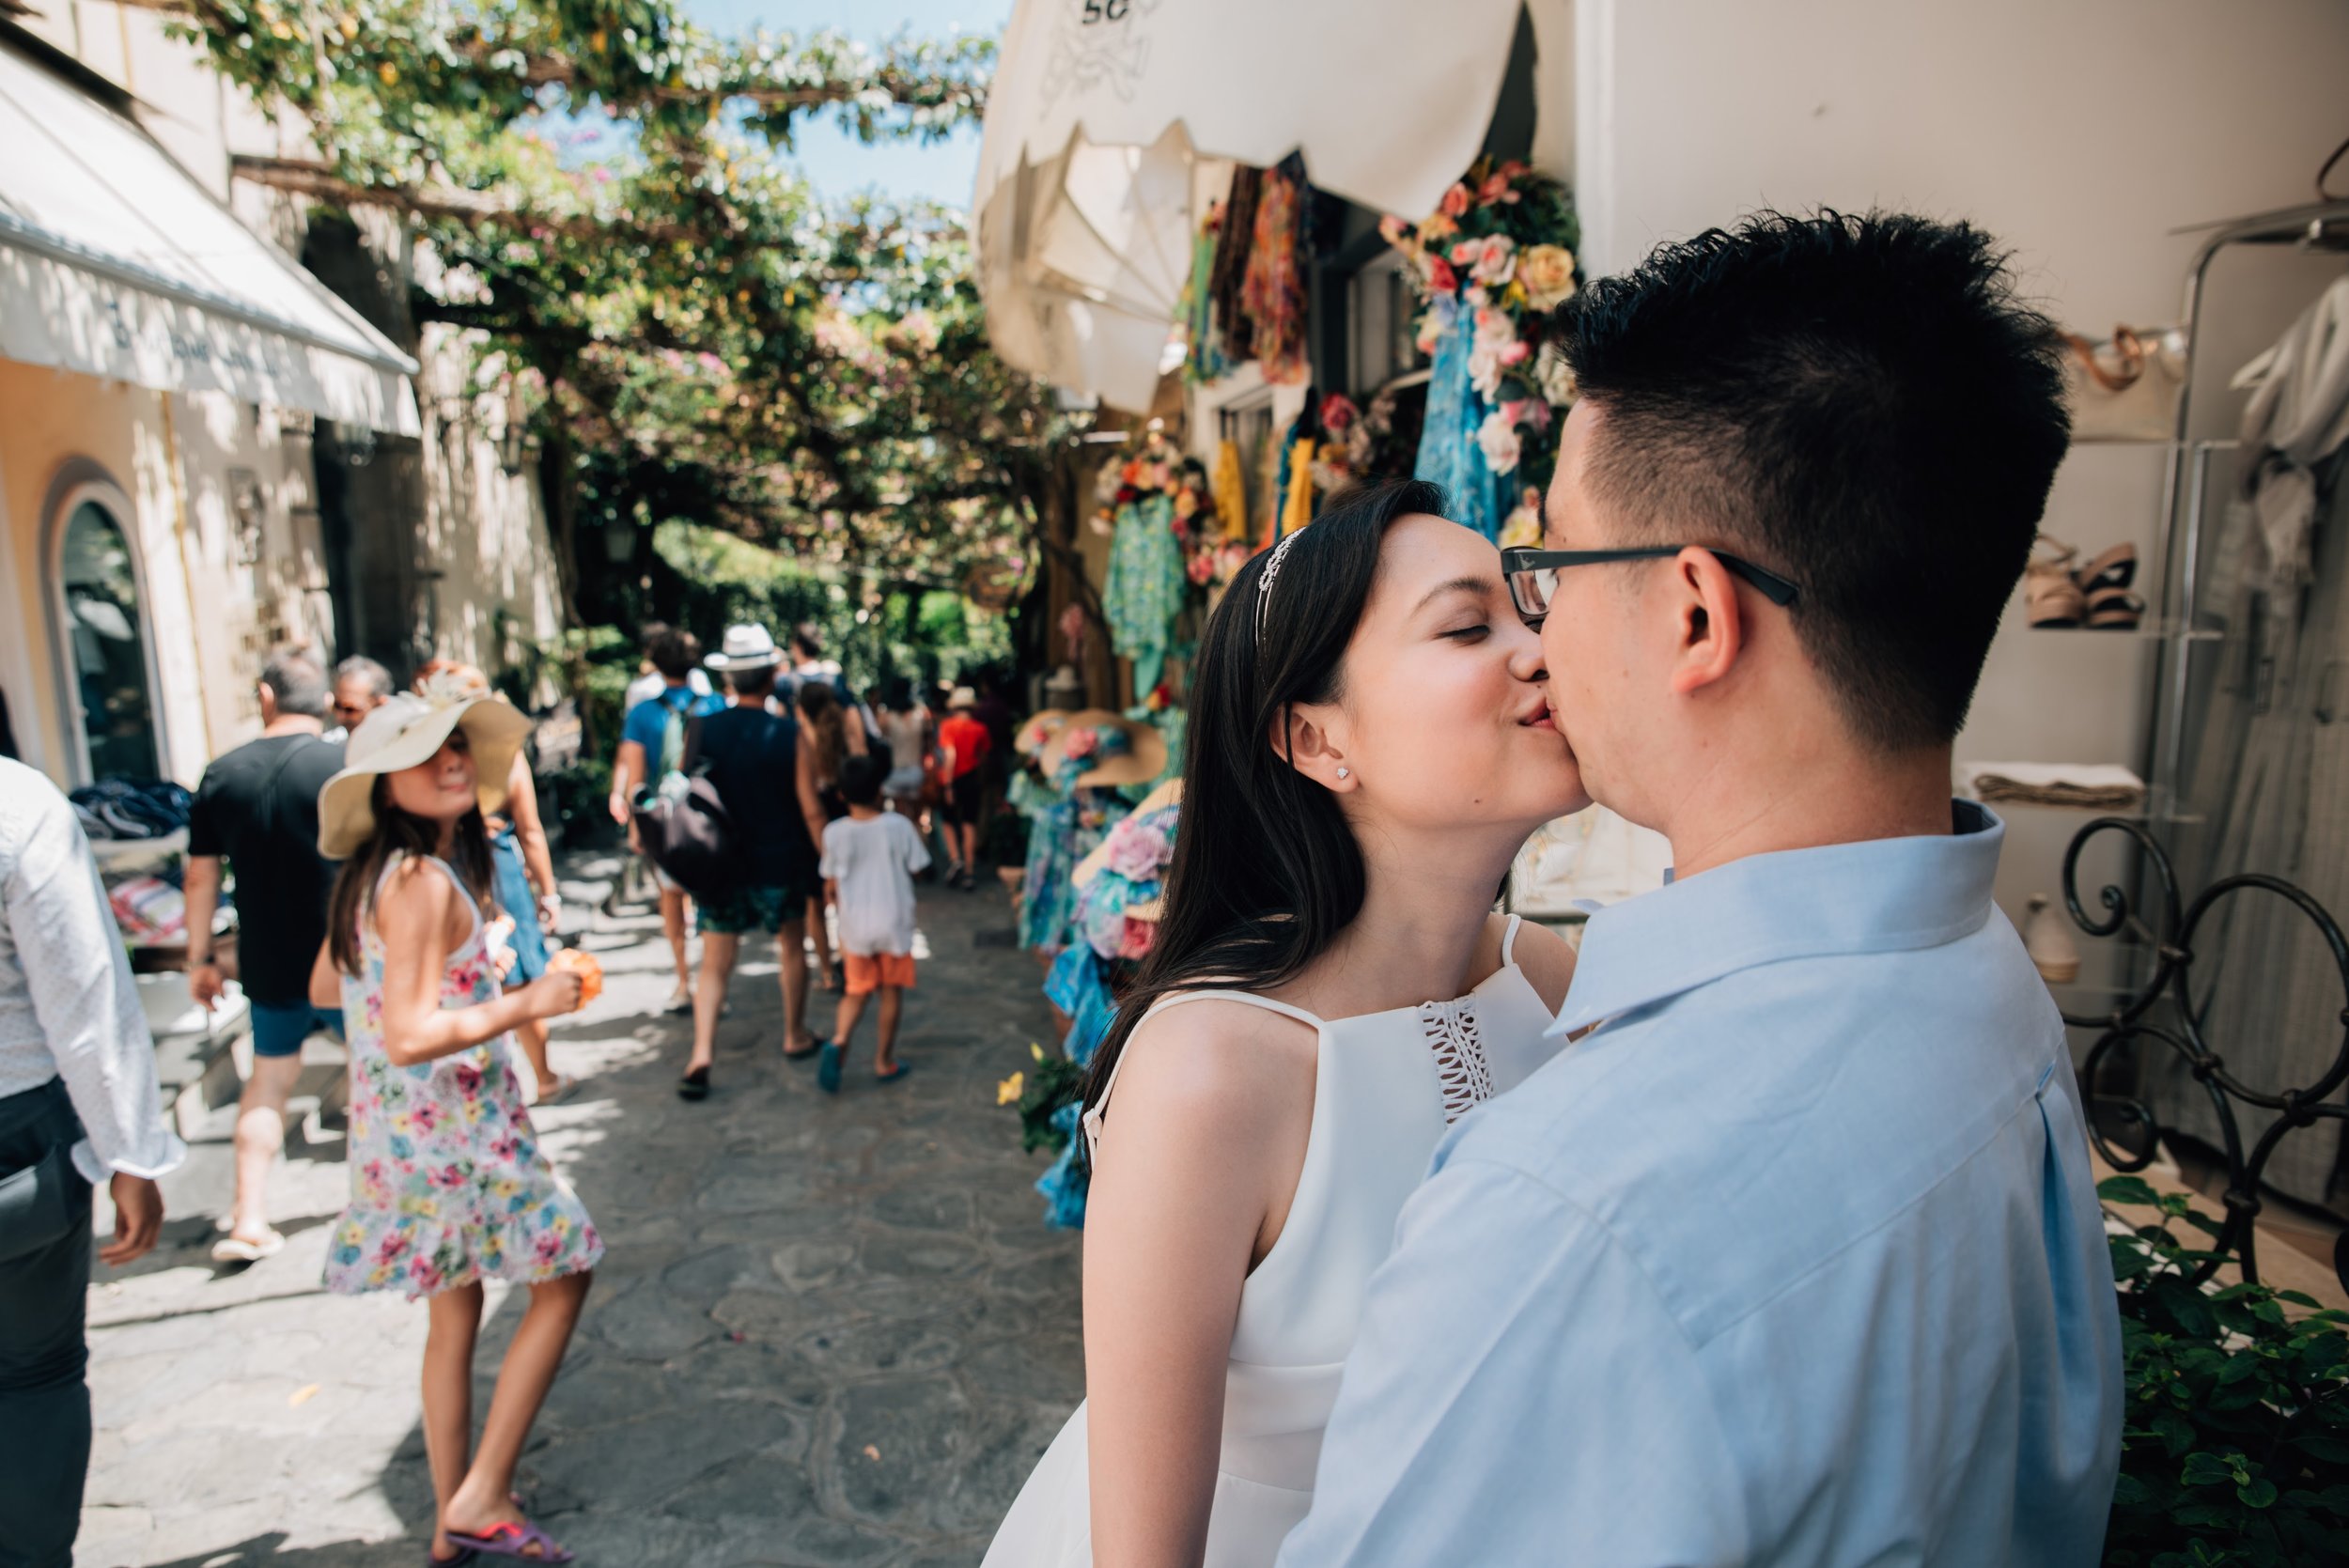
[817,822,840,881]
[184,770,223,858]
[619,697,660,756]
[3,785,187,1184]
[1275,1156,1746,1568]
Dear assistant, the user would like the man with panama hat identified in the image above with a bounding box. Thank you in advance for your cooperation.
[671,624,832,1099]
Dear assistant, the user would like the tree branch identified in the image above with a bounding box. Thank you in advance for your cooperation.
[229,155,706,242]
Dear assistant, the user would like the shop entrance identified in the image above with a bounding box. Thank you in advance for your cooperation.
[53,496,161,782]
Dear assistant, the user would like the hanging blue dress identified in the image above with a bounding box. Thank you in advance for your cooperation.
[1101,494,1188,698]
[1412,296,1512,543]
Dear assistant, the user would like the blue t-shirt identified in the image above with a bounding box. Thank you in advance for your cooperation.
[621,684,723,768]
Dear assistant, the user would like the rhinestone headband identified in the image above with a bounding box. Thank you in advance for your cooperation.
[1254,530,1303,644]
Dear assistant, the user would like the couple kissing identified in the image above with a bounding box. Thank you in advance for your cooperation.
[987,210,2122,1568]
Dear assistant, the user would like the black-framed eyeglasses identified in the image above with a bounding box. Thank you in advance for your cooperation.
[1499,546,1801,627]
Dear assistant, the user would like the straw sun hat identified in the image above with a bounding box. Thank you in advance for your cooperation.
[1038,709,1169,789]
[703,623,783,673]
[317,672,535,859]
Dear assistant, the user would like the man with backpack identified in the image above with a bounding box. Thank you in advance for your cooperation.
[674,625,831,1100]
[610,627,723,1013]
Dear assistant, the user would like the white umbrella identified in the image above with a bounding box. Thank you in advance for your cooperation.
[973,0,1526,411]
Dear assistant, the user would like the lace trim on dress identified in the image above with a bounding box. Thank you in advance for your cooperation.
[1419,998,1496,1124]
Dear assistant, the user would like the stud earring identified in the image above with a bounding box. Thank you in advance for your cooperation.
[1336,767,1350,780]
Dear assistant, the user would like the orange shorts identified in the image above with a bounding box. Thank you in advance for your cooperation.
[843,952,917,997]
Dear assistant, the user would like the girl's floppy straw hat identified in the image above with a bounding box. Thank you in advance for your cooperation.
[318,670,535,859]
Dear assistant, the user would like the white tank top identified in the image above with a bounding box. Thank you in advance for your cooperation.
[985,916,1563,1566]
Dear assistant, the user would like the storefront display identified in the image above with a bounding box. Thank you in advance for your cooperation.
[1380,159,1583,537]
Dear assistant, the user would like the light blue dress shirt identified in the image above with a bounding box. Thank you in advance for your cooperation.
[1278,804,2122,1566]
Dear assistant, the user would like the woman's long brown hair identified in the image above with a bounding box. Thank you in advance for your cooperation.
[797,682,848,784]
[326,777,497,976]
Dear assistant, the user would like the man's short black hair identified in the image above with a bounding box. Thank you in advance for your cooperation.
[260,647,329,718]
[730,664,778,701]
[791,623,822,660]
[648,628,701,681]
[1555,210,2070,750]
[838,752,886,809]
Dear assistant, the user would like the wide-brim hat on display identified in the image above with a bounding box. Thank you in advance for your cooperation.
[318,676,535,859]
[1016,709,1075,756]
[704,623,783,673]
[1039,709,1170,789]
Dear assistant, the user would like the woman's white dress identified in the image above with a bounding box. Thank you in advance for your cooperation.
[982,917,1561,1567]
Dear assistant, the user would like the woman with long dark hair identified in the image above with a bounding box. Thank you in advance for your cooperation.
[985,480,1587,1565]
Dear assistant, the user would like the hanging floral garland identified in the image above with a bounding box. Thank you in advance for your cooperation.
[1380,159,1583,489]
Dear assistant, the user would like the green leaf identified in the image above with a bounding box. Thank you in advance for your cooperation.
[2238,1477,2279,1510]
[2102,1174,2164,1206]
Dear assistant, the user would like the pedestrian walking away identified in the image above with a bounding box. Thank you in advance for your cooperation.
[938,686,991,890]
[794,678,863,991]
[312,673,599,1567]
[816,753,931,1093]
[0,756,183,1568]
[181,647,346,1265]
[676,624,832,1100]
[611,626,723,1013]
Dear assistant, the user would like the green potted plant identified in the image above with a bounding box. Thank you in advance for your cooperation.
[2097,1173,2349,1564]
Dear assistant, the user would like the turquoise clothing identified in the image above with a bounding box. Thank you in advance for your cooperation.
[1101,495,1187,698]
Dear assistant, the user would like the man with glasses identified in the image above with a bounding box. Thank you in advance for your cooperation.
[326,655,393,741]
[1284,213,2122,1564]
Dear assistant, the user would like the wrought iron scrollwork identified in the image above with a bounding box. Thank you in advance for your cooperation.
[2060,817,2349,1293]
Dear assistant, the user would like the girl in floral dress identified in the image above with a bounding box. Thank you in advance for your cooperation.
[309,676,599,1565]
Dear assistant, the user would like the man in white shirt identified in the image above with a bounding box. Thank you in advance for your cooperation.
[0,756,182,1566]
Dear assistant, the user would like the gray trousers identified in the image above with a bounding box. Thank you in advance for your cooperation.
[0,1079,93,1568]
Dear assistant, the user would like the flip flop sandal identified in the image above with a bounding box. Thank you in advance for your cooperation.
[782,1037,822,1060]
[443,1520,574,1564]
[2085,586,2145,630]
[817,1041,845,1094]
[427,1548,478,1568]
[677,1065,711,1101]
[873,1063,912,1084]
[2024,536,2086,628]
[210,1230,286,1265]
[2072,541,2138,596]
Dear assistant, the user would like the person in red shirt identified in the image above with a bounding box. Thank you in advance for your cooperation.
[937,688,992,891]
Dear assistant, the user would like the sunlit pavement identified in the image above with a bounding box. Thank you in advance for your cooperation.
[78,856,1081,1567]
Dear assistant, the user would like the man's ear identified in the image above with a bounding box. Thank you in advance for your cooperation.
[1271,703,1356,794]
[1666,547,1746,697]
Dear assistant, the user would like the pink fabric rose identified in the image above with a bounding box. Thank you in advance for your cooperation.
[1439,182,1471,218]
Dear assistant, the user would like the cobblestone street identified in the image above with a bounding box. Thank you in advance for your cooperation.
[76,858,1083,1568]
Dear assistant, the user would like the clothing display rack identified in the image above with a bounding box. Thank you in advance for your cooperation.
[2089,197,2349,1207]
[2142,199,2349,827]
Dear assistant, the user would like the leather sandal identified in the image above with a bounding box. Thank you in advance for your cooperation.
[2072,541,2138,596]
[2025,537,2086,628]
[2085,585,2145,630]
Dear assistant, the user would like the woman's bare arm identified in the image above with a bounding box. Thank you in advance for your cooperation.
[1083,1004,1315,1568]
[308,939,340,1008]
[506,753,557,900]
[796,737,830,852]
[374,862,577,1067]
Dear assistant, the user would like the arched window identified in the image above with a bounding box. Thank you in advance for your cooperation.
[56,498,161,782]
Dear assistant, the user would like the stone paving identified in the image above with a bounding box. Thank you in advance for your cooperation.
[77,856,1083,1567]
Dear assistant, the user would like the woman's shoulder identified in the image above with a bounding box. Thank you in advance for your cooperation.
[1494,911,1577,1013]
[1106,992,1319,1137]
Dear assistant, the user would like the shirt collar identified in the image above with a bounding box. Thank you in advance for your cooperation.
[1552,800,2006,1036]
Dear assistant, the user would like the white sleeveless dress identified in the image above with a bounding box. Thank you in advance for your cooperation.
[982,917,1561,1567]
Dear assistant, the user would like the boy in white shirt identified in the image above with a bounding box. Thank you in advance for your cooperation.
[817,754,931,1092]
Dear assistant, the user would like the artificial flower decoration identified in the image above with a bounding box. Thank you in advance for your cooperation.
[1384,158,1583,480]
[996,1071,1025,1106]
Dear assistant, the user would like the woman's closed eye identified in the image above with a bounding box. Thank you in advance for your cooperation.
[1440,620,1491,643]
